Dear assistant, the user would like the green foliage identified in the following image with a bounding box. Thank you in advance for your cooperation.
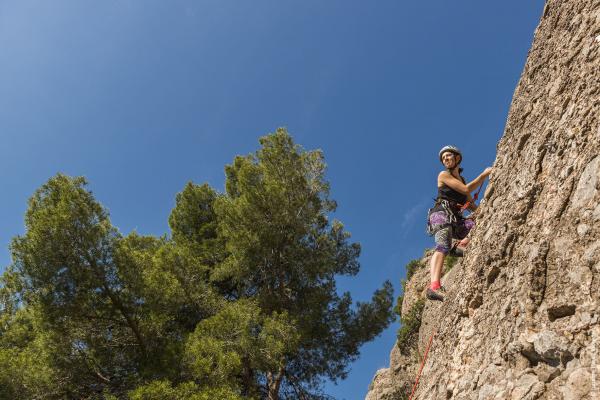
[1,128,394,399]
[169,183,218,245]
[393,291,404,320]
[393,259,423,319]
[404,259,422,282]
[11,174,118,322]
[212,128,395,392]
[8,174,146,397]
[0,303,63,399]
[396,299,425,356]
[185,300,299,396]
[444,254,458,271]
[381,388,410,400]
[128,380,242,400]
[168,183,225,266]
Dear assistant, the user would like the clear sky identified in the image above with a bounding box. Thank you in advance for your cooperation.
[0,1,544,398]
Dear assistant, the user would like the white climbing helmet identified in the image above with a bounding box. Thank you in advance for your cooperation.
[439,145,462,164]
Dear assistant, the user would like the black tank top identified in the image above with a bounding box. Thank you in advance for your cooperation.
[436,174,468,206]
[432,181,467,219]
[437,183,467,205]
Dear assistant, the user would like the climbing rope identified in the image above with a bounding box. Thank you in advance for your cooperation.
[458,182,484,212]
[408,330,436,400]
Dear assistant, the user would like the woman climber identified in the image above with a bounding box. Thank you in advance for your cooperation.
[426,145,492,302]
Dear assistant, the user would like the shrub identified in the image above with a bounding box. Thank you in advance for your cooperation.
[444,254,458,271]
[405,259,422,281]
[382,386,410,400]
[393,289,404,319]
[396,299,425,356]
[393,259,423,319]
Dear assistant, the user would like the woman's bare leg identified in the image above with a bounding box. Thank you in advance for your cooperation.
[430,251,445,284]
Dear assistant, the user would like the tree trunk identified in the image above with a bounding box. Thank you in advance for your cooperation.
[267,366,285,400]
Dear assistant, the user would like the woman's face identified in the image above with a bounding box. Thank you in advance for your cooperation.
[441,151,458,169]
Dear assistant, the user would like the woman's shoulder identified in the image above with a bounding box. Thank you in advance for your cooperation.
[438,171,465,187]
[437,170,453,181]
[437,171,450,188]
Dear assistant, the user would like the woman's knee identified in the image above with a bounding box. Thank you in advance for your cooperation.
[434,227,452,254]
[434,245,450,254]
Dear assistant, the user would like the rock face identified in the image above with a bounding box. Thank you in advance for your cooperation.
[366,0,600,399]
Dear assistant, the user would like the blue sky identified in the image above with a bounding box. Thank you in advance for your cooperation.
[0,1,544,398]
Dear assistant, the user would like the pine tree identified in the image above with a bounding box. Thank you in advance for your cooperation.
[211,128,394,399]
[1,129,394,399]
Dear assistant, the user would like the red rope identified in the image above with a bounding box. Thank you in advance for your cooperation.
[458,182,484,212]
[408,330,436,400]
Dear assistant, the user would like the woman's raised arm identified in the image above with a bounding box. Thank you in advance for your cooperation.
[466,167,492,192]
[438,167,492,195]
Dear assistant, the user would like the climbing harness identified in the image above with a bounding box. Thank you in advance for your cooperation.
[408,330,436,400]
[425,199,458,236]
[440,200,458,224]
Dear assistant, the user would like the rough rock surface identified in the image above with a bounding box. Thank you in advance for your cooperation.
[366,0,600,399]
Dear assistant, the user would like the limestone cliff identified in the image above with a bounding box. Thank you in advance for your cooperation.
[366,0,600,398]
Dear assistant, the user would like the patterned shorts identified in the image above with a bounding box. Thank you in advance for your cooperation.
[428,211,475,254]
